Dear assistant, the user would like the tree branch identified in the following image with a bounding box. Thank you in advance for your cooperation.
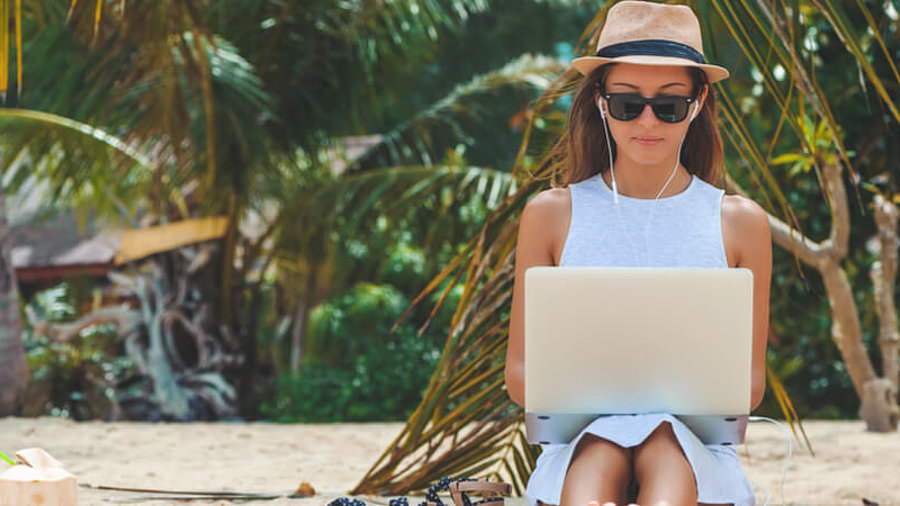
[26,305,141,343]
[823,160,850,258]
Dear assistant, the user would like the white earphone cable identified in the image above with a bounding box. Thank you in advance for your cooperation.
[599,97,619,205]
[747,416,793,506]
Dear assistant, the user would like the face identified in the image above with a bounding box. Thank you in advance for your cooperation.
[595,63,705,169]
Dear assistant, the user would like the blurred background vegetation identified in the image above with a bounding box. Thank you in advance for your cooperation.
[0,0,898,432]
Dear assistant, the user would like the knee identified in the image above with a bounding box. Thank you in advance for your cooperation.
[633,422,679,462]
[633,422,694,478]
[563,435,633,504]
[571,434,632,469]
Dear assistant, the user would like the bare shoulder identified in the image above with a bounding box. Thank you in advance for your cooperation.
[521,187,571,225]
[721,194,769,235]
[721,194,771,267]
[518,187,571,265]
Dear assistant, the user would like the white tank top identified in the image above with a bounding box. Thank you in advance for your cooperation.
[559,173,728,268]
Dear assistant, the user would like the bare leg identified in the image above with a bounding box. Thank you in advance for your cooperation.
[559,434,632,506]
[632,422,698,506]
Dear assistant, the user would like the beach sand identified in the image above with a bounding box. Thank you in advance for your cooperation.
[1,417,898,505]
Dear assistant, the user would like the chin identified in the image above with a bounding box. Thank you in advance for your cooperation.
[621,150,672,168]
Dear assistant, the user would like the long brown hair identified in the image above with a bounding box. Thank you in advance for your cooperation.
[564,64,724,186]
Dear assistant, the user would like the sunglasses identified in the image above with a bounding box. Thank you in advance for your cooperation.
[602,93,697,123]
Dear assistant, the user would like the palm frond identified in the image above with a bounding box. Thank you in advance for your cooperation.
[351,233,531,494]
[271,163,517,305]
[0,108,155,219]
[343,0,489,80]
[351,175,539,494]
[766,364,814,456]
[212,0,491,152]
[60,1,228,202]
[16,7,273,213]
[811,0,900,125]
[350,54,566,172]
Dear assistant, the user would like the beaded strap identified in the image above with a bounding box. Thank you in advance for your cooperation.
[327,477,509,506]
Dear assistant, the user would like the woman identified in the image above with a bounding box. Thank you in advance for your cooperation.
[504,2,771,505]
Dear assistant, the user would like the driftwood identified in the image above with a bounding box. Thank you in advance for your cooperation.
[26,305,141,343]
[28,244,240,421]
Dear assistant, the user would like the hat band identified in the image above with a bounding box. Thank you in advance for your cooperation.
[596,39,706,64]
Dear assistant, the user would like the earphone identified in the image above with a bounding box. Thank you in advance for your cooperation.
[689,100,699,122]
[596,96,620,203]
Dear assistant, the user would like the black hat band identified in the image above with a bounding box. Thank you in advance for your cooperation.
[596,39,706,64]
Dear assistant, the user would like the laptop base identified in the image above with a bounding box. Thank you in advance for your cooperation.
[525,413,749,446]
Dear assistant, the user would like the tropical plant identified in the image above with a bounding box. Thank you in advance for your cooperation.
[20,282,129,420]
[0,0,565,419]
[265,277,459,422]
[0,0,267,415]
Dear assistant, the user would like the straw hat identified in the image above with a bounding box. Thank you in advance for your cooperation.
[572,0,729,83]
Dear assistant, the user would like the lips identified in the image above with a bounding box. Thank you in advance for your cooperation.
[634,136,664,146]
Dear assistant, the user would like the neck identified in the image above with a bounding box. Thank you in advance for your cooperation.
[603,153,692,199]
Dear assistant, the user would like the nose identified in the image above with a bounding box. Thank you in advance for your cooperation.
[635,101,660,128]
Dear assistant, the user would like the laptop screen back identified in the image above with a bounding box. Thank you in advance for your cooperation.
[524,267,753,416]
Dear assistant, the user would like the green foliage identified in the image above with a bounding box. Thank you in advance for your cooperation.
[264,280,459,422]
[21,282,135,420]
[762,256,857,418]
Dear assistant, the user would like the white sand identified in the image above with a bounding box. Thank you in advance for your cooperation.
[1,417,898,505]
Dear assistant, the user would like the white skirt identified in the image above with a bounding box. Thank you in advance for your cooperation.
[525,413,755,506]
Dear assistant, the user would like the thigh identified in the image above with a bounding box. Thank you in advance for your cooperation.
[633,422,693,475]
[633,422,697,505]
[567,433,633,476]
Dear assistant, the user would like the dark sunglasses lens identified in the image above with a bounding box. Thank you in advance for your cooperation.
[608,95,644,121]
[605,94,691,123]
[651,97,688,123]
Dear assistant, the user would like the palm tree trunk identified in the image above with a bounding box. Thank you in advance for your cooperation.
[290,272,317,373]
[0,188,28,416]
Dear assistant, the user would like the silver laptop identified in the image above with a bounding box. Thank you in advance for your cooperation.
[523,266,753,446]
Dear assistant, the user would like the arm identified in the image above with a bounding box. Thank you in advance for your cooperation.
[722,195,772,411]
[505,188,570,406]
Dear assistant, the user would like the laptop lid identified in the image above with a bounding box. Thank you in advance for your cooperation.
[524,267,753,416]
